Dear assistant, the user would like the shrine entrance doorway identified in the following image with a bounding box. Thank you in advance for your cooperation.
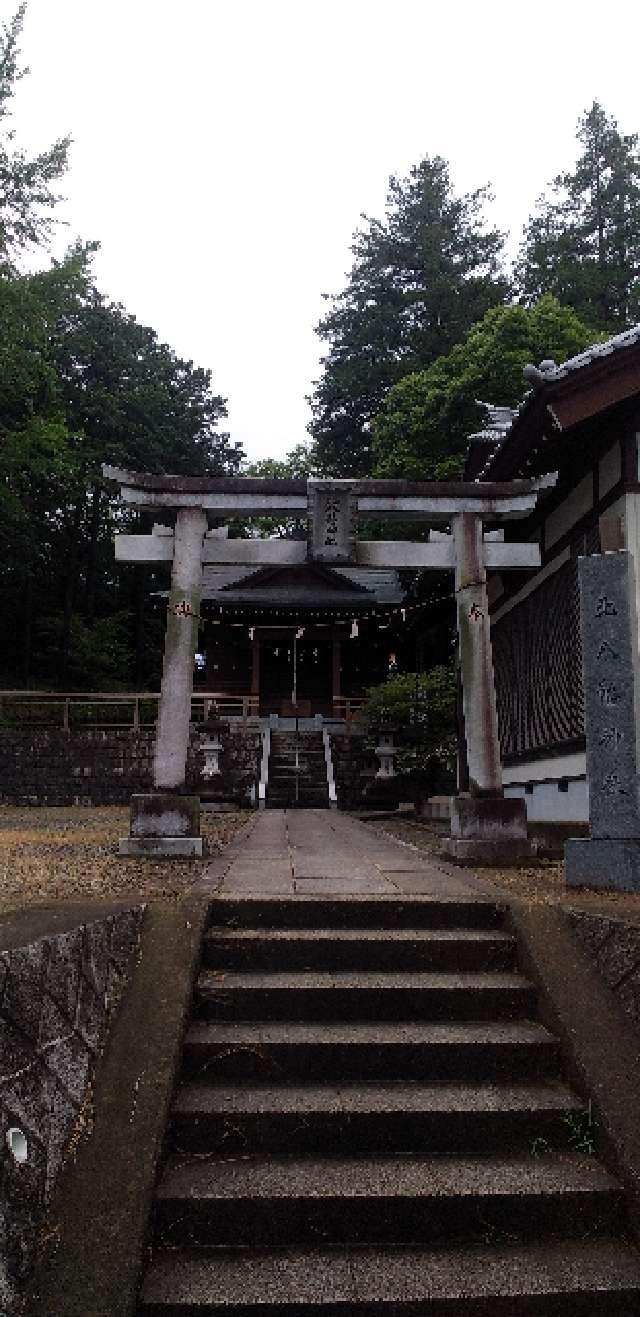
[258,628,333,717]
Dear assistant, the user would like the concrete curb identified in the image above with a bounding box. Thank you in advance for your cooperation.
[507,900,640,1238]
[27,894,212,1317]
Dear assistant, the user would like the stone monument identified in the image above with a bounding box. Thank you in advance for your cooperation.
[566,550,640,891]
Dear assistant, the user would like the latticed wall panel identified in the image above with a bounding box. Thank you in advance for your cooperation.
[492,558,587,760]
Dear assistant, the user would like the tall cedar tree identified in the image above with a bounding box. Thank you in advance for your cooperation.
[517,102,640,329]
[308,156,509,476]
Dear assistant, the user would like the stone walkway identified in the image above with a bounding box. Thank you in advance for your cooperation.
[211,809,488,897]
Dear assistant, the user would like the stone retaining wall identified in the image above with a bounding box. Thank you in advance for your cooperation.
[0,726,259,807]
[0,907,144,1311]
[567,910,640,1030]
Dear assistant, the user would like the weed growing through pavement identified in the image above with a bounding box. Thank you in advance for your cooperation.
[562,1101,597,1155]
[530,1135,550,1158]
[530,1101,598,1158]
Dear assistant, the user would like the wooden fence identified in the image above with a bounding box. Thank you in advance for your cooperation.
[0,690,260,730]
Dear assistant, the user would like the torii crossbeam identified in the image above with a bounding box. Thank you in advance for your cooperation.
[104,467,557,860]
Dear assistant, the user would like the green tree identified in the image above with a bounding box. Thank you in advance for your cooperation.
[238,443,316,538]
[49,290,240,683]
[56,292,240,481]
[359,666,457,791]
[0,259,242,687]
[516,102,640,329]
[0,6,243,690]
[373,296,597,479]
[0,4,70,263]
[0,246,92,682]
[308,156,509,476]
[244,442,317,480]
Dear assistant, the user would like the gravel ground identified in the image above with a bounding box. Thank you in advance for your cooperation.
[5,805,640,921]
[369,817,640,917]
[0,806,251,914]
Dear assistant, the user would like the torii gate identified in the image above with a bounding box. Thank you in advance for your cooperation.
[103,465,556,861]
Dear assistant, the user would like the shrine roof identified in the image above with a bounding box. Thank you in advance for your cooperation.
[532,323,640,382]
[200,563,404,611]
[470,322,640,481]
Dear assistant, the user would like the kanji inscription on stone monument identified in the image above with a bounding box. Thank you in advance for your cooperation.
[580,553,640,838]
[566,550,640,891]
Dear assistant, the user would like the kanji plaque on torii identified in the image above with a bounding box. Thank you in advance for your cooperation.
[103,466,556,859]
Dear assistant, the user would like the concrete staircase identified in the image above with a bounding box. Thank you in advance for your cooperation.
[138,896,640,1314]
[267,732,329,809]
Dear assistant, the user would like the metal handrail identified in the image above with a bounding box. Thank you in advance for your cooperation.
[322,727,338,809]
[258,726,271,810]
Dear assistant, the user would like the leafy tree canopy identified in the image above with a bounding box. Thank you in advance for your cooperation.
[0,244,242,686]
[0,242,92,556]
[244,442,317,480]
[516,102,640,329]
[238,443,316,539]
[358,666,457,789]
[308,156,509,477]
[0,3,70,263]
[372,296,597,480]
[54,287,241,483]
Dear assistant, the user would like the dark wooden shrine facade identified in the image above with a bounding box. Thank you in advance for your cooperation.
[197,561,407,718]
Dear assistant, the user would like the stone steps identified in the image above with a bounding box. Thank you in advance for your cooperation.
[202,926,518,971]
[194,967,536,1021]
[136,894,640,1315]
[169,1078,582,1157]
[181,1019,560,1082]
[153,1153,623,1247]
[140,1241,640,1314]
[267,732,329,809]
[207,895,502,929]
[264,795,327,806]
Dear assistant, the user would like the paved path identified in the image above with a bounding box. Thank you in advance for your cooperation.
[210,810,489,897]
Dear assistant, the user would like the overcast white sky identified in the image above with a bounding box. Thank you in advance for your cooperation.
[6,0,640,462]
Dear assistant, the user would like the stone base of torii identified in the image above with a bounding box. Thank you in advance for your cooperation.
[104,467,556,863]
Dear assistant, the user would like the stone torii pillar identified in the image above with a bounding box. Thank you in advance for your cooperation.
[442,513,534,863]
[122,504,207,857]
[453,512,503,796]
[104,465,311,857]
[154,506,207,790]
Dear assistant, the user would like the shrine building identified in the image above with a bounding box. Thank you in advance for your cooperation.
[469,324,640,825]
[199,559,408,721]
